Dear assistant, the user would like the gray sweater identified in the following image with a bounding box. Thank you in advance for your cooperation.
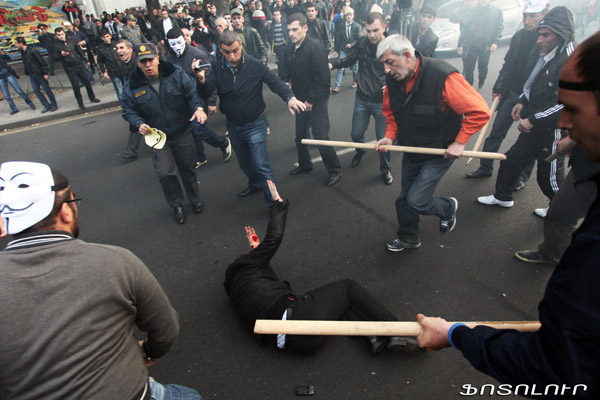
[0,232,179,400]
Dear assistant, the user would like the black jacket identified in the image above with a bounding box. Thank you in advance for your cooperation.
[234,25,266,63]
[37,32,55,51]
[334,20,361,53]
[492,28,539,97]
[20,46,48,77]
[410,24,439,58]
[158,16,180,40]
[307,17,330,53]
[330,36,386,102]
[121,61,204,138]
[96,41,126,77]
[166,44,217,106]
[51,37,87,69]
[280,36,330,105]
[518,6,574,131]
[224,200,294,329]
[205,53,294,126]
[456,4,503,48]
[0,54,18,79]
[452,172,600,399]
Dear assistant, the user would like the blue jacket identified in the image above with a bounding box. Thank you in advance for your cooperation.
[452,172,600,399]
[121,60,204,139]
[205,53,294,126]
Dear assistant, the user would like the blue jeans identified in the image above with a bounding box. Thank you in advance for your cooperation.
[29,75,57,108]
[395,155,454,241]
[110,75,125,102]
[149,377,203,400]
[334,50,357,88]
[350,95,390,173]
[328,21,335,40]
[0,74,34,112]
[226,114,276,204]
[191,120,228,163]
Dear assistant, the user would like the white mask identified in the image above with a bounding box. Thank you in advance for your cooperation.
[168,36,186,56]
[0,162,60,234]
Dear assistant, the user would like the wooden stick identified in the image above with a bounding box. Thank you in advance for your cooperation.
[254,320,540,336]
[466,96,500,166]
[301,139,506,160]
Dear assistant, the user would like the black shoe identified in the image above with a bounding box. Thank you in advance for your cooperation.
[29,103,37,110]
[465,169,492,179]
[326,172,342,186]
[514,180,526,191]
[382,171,393,185]
[387,336,423,353]
[78,103,86,110]
[118,152,137,160]
[289,166,312,175]
[192,202,204,213]
[351,152,364,167]
[440,197,458,234]
[41,106,50,113]
[368,336,387,354]
[386,238,421,252]
[514,250,554,265]
[221,137,232,162]
[238,186,261,197]
[174,206,185,224]
[50,106,58,112]
[9,110,19,115]
[90,98,101,103]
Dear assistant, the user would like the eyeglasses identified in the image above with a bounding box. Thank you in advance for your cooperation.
[64,194,82,207]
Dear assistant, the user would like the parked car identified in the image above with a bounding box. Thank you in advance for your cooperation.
[431,0,524,53]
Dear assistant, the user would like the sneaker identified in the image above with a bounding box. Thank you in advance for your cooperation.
[351,152,363,167]
[382,171,393,185]
[387,336,422,353]
[440,197,458,234]
[221,138,232,162]
[515,250,552,264]
[331,87,339,94]
[386,238,421,252]
[195,160,208,168]
[534,208,548,218]
[477,195,514,208]
[514,180,526,191]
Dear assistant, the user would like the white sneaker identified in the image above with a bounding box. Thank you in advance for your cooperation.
[477,195,514,208]
[534,207,548,218]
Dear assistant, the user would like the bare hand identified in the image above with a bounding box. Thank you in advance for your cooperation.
[103,72,110,80]
[511,103,524,121]
[192,58,206,83]
[457,46,463,56]
[245,226,260,249]
[190,109,207,124]
[267,179,283,202]
[208,105,217,115]
[346,43,351,49]
[328,62,333,70]
[303,101,313,111]
[491,93,501,102]
[517,118,533,133]
[375,137,392,153]
[444,141,465,159]
[557,136,575,155]
[288,98,306,115]
[416,314,453,351]
[61,50,69,56]
[139,123,152,135]
[43,74,49,80]
[138,340,157,367]
[0,217,7,238]
[490,44,498,52]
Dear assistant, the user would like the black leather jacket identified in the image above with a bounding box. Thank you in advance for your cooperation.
[234,25,267,63]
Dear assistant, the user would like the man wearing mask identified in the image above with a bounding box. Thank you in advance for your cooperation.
[166,28,231,168]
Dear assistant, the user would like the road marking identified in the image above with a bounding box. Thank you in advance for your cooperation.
[0,107,122,136]
[293,139,376,166]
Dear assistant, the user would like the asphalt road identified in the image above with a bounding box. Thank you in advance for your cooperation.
[0,46,552,399]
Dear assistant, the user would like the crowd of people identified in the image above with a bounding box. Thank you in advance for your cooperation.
[1,0,600,398]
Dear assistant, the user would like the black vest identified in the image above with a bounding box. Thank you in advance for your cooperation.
[387,53,462,159]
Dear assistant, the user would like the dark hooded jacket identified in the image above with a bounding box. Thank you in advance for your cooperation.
[121,60,204,138]
[517,6,575,130]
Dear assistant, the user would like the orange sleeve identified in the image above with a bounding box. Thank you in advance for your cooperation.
[382,85,398,141]
[441,72,491,144]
